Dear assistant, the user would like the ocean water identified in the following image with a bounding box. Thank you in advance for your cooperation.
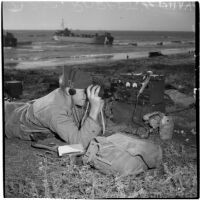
[3,30,195,69]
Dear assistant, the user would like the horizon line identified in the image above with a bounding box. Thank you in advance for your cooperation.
[2,28,194,33]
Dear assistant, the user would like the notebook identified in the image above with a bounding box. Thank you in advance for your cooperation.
[58,144,84,156]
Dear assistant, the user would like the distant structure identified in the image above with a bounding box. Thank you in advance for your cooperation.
[3,31,18,47]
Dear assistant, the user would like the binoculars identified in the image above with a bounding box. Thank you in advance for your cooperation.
[98,85,116,99]
[85,84,115,99]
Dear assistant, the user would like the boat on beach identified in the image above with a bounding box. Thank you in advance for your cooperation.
[53,28,114,45]
[53,19,114,45]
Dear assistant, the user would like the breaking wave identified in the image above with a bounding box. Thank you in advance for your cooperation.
[113,40,194,47]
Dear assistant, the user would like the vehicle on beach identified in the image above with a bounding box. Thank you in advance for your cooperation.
[53,28,114,45]
[3,31,18,47]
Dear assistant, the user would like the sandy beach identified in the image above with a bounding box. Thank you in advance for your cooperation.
[4,46,194,70]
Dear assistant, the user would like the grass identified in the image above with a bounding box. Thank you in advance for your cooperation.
[4,53,197,198]
[4,137,197,198]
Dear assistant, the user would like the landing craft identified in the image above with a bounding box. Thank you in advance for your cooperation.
[53,28,114,45]
[53,19,114,45]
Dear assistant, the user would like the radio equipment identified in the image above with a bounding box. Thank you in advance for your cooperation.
[92,72,165,105]
[92,72,165,125]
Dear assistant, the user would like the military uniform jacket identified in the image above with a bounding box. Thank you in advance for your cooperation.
[5,88,102,149]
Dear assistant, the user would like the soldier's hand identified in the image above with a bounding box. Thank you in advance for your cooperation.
[87,85,104,121]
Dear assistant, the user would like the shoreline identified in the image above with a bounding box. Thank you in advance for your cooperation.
[4,47,194,70]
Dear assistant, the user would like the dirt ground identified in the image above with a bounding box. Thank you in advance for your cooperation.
[3,53,198,198]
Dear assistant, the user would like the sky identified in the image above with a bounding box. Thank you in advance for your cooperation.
[2,1,196,31]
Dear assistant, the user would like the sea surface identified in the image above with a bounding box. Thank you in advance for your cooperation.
[3,30,195,69]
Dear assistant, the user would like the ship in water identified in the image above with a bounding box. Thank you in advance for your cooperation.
[53,19,114,45]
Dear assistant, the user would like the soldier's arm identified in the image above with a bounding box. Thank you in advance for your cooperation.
[49,110,101,149]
